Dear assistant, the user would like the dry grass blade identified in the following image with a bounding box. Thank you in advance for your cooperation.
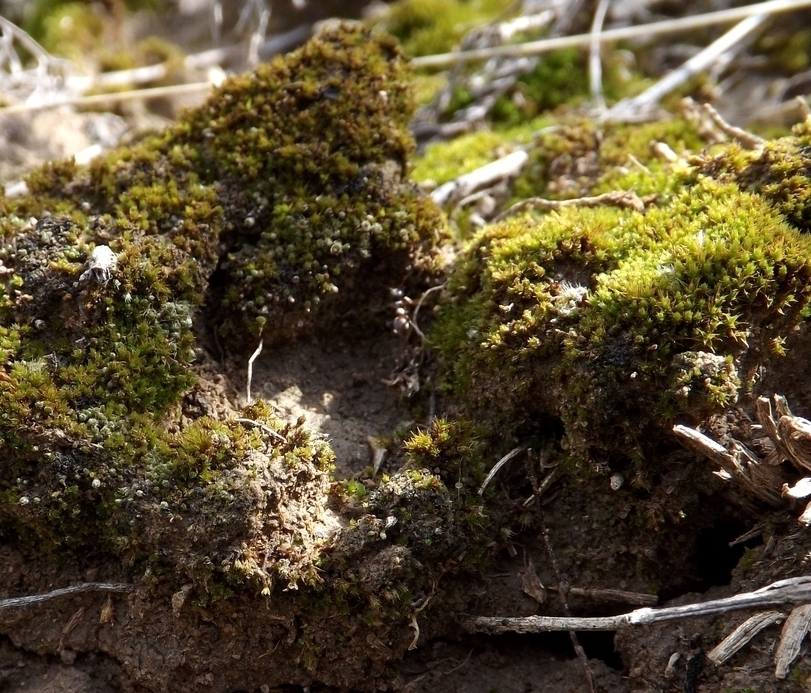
[606,12,771,121]
[246,338,264,405]
[589,0,611,113]
[0,81,214,115]
[412,0,811,68]
[479,444,529,496]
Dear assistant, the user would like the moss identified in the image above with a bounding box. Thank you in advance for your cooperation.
[377,0,513,57]
[411,116,552,186]
[693,119,811,233]
[432,169,811,466]
[0,32,485,684]
[756,26,811,74]
[6,26,445,345]
[34,2,107,61]
[512,116,705,203]
[490,48,646,126]
[0,26,447,595]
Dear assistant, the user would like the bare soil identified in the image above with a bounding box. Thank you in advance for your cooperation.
[2,322,810,690]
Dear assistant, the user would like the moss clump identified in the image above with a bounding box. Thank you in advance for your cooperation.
[3,400,334,592]
[512,117,706,202]
[378,0,512,57]
[432,170,811,466]
[694,120,811,233]
[8,25,444,345]
[0,25,444,592]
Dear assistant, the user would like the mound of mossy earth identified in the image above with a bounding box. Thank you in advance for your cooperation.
[0,25,476,692]
[432,121,811,473]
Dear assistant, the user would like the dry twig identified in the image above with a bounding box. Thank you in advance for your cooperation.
[459,576,811,633]
[431,150,528,207]
[493,190,645,224]
[0,583,132,612]
[607,12,772,121]
[412,0,811,69]
[699,102,765,149]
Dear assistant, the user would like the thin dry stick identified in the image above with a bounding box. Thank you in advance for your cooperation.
[0,583,132,612]
[460,576,811,633]
[539,514,595,693]
[62,24,311,93]
[431,150,529,207]
[479,444,529,496]
[246,338,264,404]
[493,190,645,224]
[606,12,771,120]
[235,417,286,443]
[0,81,214,115]
[700,102,765,149]
[588,0,611,113]
[412,0,811,68]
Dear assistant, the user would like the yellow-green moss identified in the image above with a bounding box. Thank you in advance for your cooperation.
[377,0,513,57]
[513,116,706,202]
[411,115,554,186]
[693,120,811,233]
[432,169,811,466]
[0,26,448,594]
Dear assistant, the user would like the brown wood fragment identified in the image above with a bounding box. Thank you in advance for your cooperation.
[707,611,784,665]
[520,559,546,605]
[778,416,811,473]
[774,603,811,679]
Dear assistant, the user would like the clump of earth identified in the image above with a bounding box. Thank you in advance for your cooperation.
[2,4,811,693]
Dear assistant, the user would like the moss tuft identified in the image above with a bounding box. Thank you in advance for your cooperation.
[378,0,512,57]
[693,119,811,233]
[0,26,445,595]
[432,171,811,465]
